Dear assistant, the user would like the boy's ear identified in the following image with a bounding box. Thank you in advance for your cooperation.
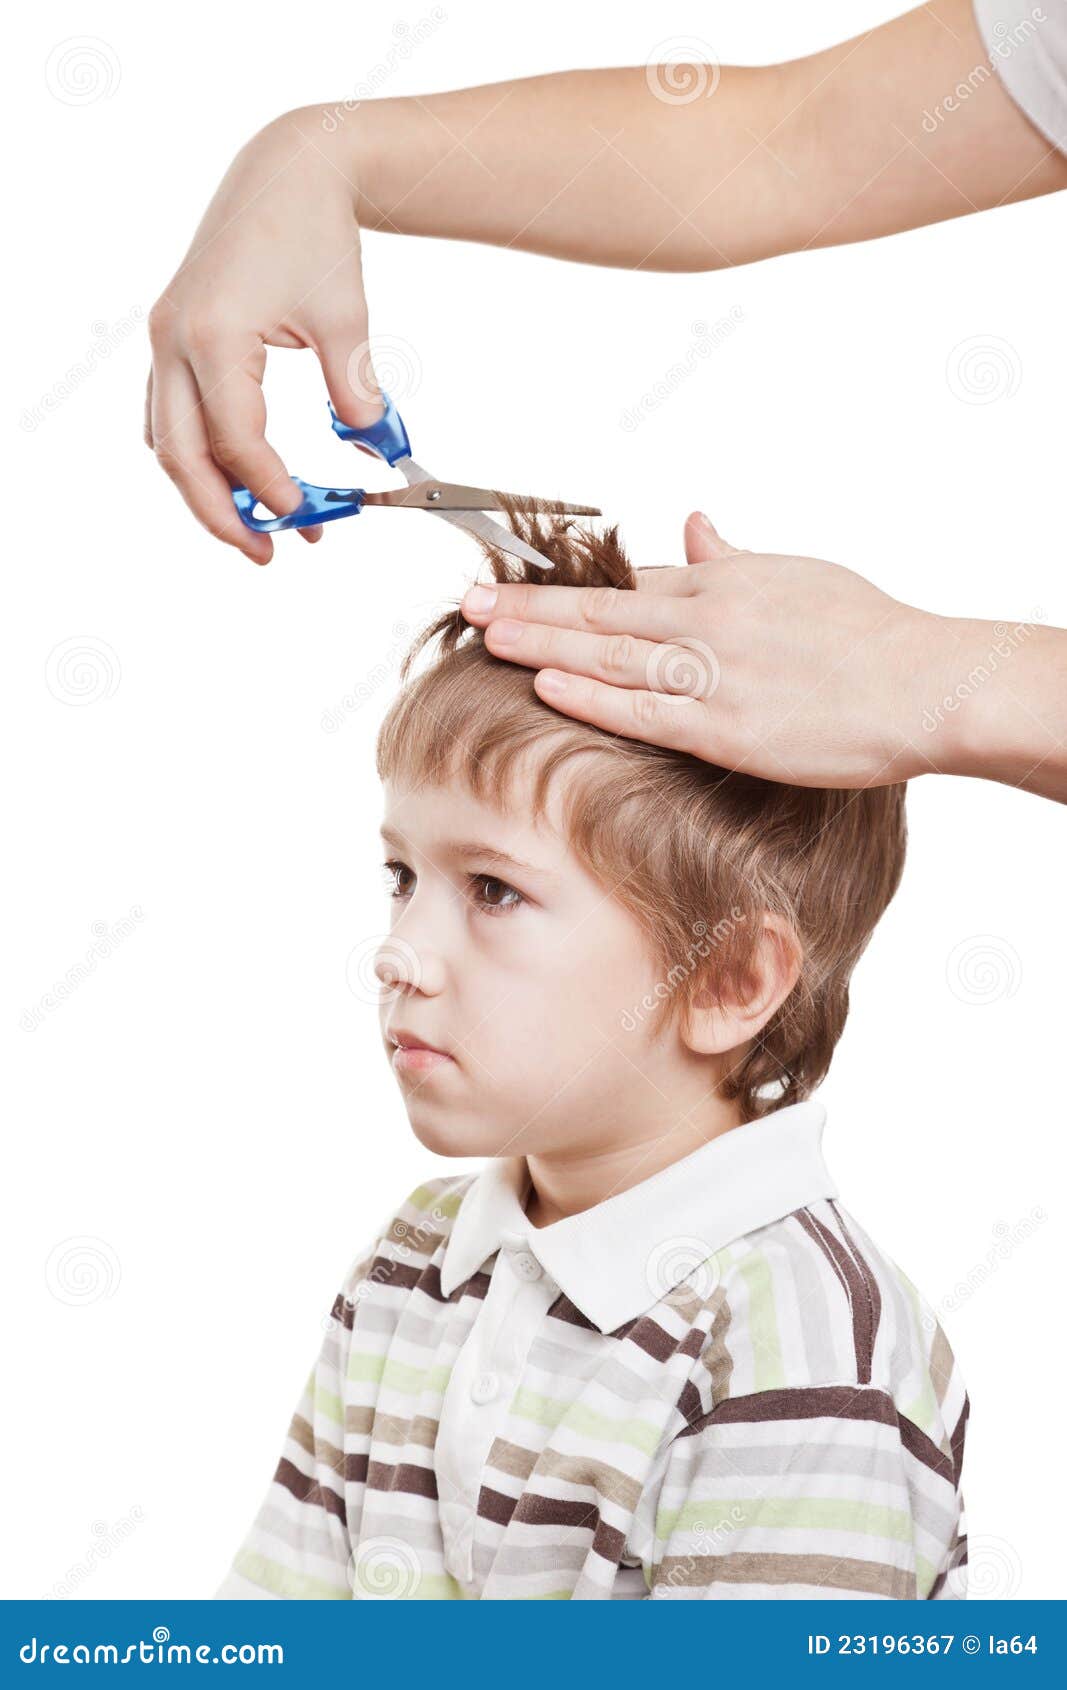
[683,915,802,1057]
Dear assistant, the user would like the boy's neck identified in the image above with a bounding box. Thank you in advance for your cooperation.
[522,1096,746,1229]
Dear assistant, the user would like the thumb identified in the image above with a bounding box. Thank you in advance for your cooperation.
[684,509,739,563]
[314,329,387,458]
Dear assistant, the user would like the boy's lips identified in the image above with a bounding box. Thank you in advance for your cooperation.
[387,1027,455,1075]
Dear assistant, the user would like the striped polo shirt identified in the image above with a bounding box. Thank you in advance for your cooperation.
[215,1098,969,1600]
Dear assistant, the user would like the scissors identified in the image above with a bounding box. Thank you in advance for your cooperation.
[231,392,600,572]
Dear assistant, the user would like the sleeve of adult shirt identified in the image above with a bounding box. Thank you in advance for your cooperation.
[646,1383,967,1600]
[213,1225,389,1600]
[973,0,1067,152]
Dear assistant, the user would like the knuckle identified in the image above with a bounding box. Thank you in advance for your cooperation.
[183,312,222,355]
[632,689,662,729]
[208,434,244,470]
[153,444,184,482]
[146,301,175,346]
[505,584,535,621]
[199,508,242,545]
[603,633,634,675]
[579,586,619,629]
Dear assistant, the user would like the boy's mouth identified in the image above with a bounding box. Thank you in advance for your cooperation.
[387,1027,455,1075]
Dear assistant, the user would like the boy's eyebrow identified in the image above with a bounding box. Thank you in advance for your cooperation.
[379,824,551,878]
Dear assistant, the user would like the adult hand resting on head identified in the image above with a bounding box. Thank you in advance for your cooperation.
[460,514,1067,805]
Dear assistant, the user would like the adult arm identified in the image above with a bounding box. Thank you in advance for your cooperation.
[146,0,1067,560]
[355,0,1065,268]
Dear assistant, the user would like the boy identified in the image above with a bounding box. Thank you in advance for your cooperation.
[215,506,969,1601]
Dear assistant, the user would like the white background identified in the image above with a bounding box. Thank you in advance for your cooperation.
[4,0,1064,1600]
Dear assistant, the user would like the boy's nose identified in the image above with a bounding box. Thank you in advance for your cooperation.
[373,934,444,997]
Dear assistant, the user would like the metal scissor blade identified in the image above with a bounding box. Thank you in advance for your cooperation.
[432,508,558,572]
[380,455,562,572]
[363,481,601,516]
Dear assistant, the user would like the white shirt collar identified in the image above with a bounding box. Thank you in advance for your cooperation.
[438,1097,838,1334]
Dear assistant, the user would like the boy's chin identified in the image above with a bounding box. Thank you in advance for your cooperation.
[406,1108,498,1159]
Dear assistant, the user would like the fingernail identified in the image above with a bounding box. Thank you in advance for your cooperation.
[537,671,569,698]
[695,511,715,535]
[464,585,498,615]
[488,619,522,645]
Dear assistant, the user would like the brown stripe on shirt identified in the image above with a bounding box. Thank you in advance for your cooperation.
[795,1207,877,1382]
[274,1456,346,1522]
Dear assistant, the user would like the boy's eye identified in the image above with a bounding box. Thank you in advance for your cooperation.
[382,860,524,916]
[471,874,524,916]
[382,860,414,898]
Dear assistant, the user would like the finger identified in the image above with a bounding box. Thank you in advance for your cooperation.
[309,300,388,461]
[151,358,273,564]
[461,579,700,641]
[684,509,740,562]
[633,564,702,594]
[533,670,707,756]
[482,619,718,697]
[187,341,304,517]
[314,325,387,432]
[144,368,154,449]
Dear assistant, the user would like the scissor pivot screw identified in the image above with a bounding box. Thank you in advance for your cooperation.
[425,488,442,502]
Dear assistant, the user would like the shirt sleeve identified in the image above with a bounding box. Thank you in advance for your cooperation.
[213,1227,388,1600]
[645,1383,967,1600]
[973,0,1067,152]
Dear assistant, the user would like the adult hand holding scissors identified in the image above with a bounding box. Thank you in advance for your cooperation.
[145,112,385,564]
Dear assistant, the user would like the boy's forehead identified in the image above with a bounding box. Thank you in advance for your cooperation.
[380,777,568,869]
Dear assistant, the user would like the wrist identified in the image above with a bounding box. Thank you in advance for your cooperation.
[326,95,422,232]
[270,102,382,223]
[918,613,1045,784]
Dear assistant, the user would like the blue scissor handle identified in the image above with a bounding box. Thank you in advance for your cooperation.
[231,388,410,531]
[232,482,366,533]
[328,390,411,465]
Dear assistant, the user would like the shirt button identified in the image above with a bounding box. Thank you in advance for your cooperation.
[511,1251,542,1281]
[470,1370,499,1405]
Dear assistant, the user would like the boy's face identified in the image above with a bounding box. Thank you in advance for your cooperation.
[377,768,712,1163]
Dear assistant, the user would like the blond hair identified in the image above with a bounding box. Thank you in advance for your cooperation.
[376,500,907,1120]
